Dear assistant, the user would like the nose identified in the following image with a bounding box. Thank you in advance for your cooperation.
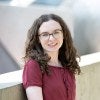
[49,34,55,40]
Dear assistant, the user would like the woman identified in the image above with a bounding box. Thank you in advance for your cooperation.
[23,14,81,100]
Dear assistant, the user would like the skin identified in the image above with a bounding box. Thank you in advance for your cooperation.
[26,20,64,100]
[39,20,63,66]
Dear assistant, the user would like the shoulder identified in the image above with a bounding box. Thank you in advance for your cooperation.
[23,59,42,89]
[66,69,76,80]
[23,59,42,78]
[25,59,39,66]
[24,59,41,71]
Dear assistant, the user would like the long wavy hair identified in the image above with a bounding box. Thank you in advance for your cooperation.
[24,14,81,75]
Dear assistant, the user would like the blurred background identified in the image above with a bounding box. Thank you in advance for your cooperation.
[0,0,100,74]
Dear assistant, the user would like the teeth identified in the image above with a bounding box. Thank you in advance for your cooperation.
[48,43,55,45]
[48,43,57,46]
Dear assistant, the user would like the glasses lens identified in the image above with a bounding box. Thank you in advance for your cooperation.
[39,30,62,40]
[53,30,62,38]
[40,33,49,40]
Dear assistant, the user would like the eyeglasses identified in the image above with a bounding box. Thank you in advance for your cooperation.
[38,29,63,40]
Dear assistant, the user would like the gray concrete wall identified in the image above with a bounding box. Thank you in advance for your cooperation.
[0,84,27,100]
[76,62,100,100]
[0,41,20,74]
[72,1,100,55]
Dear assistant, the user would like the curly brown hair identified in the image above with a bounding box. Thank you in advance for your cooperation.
[24,14,81,75]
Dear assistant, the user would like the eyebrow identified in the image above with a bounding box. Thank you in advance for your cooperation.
[39,29,62,34]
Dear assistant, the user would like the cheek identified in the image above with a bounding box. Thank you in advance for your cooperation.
[60,40,63,47]
[60,36,63,44]
[39,39,47,48]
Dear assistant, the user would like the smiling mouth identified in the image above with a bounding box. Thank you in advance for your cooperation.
[48,43,57,47]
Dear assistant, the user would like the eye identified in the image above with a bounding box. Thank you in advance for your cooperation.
[54,31,60,35]
[41,32,49,37]
[54,31,59,34]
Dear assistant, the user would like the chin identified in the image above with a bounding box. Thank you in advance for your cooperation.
[44,45,62,52]
[46,48,60,52]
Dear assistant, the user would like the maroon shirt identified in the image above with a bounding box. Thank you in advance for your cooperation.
[23,59,76,100]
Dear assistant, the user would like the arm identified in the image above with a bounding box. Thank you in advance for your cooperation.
[23,60,43,100]
[26,86,43,100]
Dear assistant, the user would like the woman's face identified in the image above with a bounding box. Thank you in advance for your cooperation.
[38,20,63,53]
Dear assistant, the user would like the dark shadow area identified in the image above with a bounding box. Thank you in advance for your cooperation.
[0,40,20,74]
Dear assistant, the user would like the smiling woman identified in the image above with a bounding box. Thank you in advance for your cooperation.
[22,14,81,100]
[38,20,63,53]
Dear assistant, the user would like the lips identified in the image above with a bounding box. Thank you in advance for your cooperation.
[48,43,57,47]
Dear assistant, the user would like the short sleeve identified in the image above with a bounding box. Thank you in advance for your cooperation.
[22,59,42,89]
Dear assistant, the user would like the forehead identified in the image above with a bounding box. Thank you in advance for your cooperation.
[39,20,62,33]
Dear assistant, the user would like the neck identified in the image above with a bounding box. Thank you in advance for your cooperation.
[46,51,62,67]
